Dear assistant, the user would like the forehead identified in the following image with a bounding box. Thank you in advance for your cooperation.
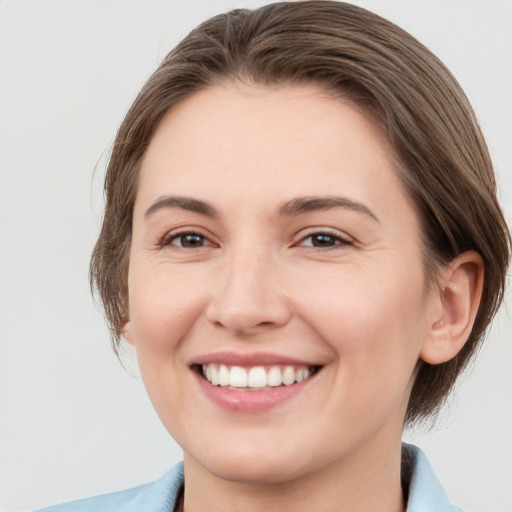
[136,83,412,223]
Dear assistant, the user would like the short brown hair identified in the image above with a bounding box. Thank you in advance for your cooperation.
[90,1,510,424]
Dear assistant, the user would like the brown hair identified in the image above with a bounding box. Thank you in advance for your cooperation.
[90,1,510,424]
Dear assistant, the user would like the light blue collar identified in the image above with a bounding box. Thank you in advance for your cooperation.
[35,444,463,511]
[404,443,463,511]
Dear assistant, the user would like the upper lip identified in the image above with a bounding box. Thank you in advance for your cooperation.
[190,351,322,367]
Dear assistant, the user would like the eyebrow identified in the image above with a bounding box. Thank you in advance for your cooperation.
[279,196,379,222]
[144,194,378,222]
[144,195,218,218]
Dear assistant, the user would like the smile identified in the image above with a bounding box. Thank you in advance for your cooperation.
[200,364,316,390]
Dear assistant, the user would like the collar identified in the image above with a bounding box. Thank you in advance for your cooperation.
[403,443,464,511]
[43,444,461,511]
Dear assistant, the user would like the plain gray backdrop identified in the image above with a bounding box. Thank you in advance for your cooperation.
[0,1,510,511]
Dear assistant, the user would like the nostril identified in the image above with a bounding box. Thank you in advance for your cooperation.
[204,268,292,333]
[206,303,292,335]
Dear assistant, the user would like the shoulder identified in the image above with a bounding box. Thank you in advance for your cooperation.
[33,462,184,512]
[403,444,465,512]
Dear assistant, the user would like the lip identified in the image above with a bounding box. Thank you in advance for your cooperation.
[191,351,318,367]
[190,351,322,413]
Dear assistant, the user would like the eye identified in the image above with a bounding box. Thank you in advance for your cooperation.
[298,231,352,248]
[161,231,212,249]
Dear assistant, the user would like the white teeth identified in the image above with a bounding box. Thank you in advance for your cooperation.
[210,365,219,386]
[282,366,295,386]
[296,368,311,382]
[218,365,230,386]
[201,363,315,389]
[248,367,266,388]
[267,366,282,387]
[230,366,248,387]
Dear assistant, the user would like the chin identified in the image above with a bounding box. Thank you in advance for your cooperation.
[185,440,314,486]
[209,458,307,486]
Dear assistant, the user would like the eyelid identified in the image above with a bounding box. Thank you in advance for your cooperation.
[159,226,217,249]
[293,227,354,247]
[156,225,354,250]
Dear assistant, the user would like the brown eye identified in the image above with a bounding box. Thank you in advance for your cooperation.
[164,232,210,248]
[300,232,351,248]
[178,234,205,247]
[311,234,338,247]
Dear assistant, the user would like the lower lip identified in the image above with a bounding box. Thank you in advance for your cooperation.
[194,371,317,412]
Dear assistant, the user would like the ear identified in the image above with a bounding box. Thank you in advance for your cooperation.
[122,321,136,346]
[420,251,484,365]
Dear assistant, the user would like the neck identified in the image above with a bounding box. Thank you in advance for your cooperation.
[181,438,406,512]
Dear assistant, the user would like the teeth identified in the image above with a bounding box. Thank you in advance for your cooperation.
[210,365,219,385]
[201,364,314,389]
[248,366,266,388]
[282,366,295,386]
[230,366,247,387]
[267,366,282,387]
[218,365,230,386]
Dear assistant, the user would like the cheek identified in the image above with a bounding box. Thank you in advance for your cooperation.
[296,267,429,432]
[126,267,207,433]
[127,266,207,353]
[294,262,428,366]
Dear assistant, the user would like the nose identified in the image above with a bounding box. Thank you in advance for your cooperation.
[205,248,292,336]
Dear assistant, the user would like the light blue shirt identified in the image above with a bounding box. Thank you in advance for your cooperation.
[34,444,463,511]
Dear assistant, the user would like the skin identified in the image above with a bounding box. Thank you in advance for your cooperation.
[124,84,483,512]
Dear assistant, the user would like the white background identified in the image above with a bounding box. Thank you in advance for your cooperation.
[0,1,510,511]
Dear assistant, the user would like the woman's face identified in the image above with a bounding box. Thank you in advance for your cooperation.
[125,84,440,484]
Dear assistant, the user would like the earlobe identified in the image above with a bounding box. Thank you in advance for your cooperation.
[123,321,136,346]
[420,251,484,365]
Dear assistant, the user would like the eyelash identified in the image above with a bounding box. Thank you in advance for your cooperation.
[159,228,353,250]
[160,230,213,249]
[296,229,353,248]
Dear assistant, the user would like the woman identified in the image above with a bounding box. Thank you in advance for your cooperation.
[35,1,510,511]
